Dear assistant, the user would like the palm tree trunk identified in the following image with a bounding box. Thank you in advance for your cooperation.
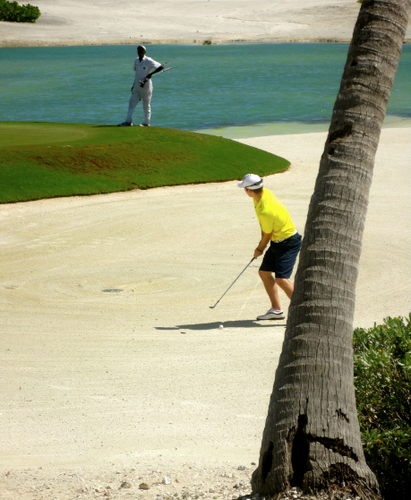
[251,1,411,498]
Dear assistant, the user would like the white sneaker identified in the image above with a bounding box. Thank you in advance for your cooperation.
[256,309,285,320]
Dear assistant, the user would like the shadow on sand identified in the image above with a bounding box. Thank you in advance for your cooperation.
[155,319,285,331]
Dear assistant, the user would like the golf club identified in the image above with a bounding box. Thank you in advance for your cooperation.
[209,257,255,309]
[139,67,172,87]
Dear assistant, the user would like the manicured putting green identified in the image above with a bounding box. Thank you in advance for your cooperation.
[0,122,290,203]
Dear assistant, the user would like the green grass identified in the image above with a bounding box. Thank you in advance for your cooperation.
[0,122,290,203]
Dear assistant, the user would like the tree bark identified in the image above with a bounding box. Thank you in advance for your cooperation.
[251,1,411,498]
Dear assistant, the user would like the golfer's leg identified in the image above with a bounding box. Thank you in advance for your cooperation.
[275,278,294,300]
[142,89,152,125]
[259,270,281,310]
[126,92,140,124]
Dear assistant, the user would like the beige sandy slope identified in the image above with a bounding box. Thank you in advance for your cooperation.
[3,0,410,47]
[0,1,410,497]
[0,126,410,499]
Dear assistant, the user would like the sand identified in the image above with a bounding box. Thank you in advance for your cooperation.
[1,2,411,499]
[1,0,410,47]
[1,125,410,499]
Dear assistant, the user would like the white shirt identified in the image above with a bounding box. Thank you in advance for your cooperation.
[133,55,161,83]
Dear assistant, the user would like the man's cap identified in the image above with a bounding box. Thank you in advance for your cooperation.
[238,173,263,190]
[137,45,146,52]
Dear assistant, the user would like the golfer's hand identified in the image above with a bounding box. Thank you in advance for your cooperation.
[254,247,264,259]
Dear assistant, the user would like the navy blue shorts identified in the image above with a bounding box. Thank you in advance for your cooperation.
[259,232,302,278]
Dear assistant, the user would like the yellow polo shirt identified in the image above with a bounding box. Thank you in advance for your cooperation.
[253,188,296,241]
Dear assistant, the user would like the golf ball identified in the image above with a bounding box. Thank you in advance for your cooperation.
[219,324,224,329]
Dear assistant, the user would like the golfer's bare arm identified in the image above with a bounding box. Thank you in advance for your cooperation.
[146,65,164,79]
[254,231,272,259]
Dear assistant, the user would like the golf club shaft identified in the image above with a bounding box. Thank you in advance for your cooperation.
[210,257,255,309]
[150,67,172,77]
[139,67,172,88]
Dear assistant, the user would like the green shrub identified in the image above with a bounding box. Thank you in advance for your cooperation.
[0,0,41,23]
[354,315,411,499]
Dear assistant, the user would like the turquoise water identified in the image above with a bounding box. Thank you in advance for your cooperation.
[0,43,409,135]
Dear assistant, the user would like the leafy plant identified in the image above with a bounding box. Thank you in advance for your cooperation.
[0,0,41,23]
[354,315,411,499]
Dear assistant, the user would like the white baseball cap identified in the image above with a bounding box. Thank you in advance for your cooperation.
[238,173,263,190]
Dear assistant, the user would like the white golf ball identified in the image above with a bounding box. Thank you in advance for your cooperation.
[219,324,224,329]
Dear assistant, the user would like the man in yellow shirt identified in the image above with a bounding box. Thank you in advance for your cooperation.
[238,173,301,320]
